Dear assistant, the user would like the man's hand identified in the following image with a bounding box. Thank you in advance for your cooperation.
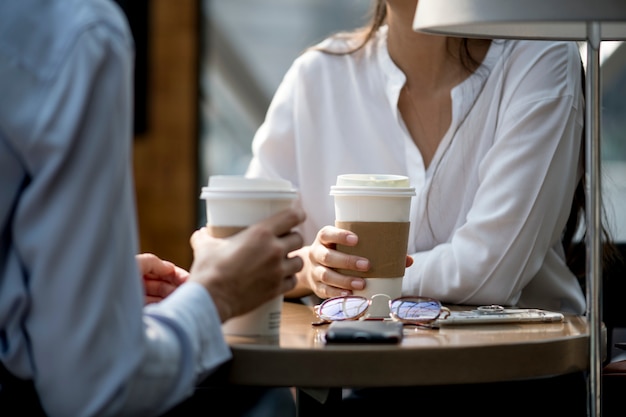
[189,206,305,322]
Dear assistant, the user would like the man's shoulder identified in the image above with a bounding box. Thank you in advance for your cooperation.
[0,0,131,80]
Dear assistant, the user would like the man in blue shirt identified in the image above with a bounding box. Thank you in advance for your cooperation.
[0,1,304,415]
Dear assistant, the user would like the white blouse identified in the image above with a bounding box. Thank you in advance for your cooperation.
[247,26,586,314]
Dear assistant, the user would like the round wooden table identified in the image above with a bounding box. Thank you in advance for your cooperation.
[223,301,596,388]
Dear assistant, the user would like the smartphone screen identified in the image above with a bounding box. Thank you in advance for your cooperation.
[324,320,403,344]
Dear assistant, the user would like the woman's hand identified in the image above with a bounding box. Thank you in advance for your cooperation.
[301,226,369,299]
[299,226,414,299]
[136,253,189,304]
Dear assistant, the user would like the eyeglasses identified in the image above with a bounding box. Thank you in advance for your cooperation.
[312,295,450,328]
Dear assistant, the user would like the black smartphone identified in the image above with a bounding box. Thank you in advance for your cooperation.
[324,320,403,344]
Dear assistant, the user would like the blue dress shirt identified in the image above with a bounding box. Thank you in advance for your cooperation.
[0,1,231,415]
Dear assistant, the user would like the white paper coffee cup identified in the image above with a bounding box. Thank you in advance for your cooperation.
[200,175,298,337]
[330,174,415,316]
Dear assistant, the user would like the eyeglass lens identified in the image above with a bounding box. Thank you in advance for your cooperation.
[390,298,441,322]
[318,296,370,321]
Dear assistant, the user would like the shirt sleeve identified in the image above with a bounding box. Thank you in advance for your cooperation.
[403,42,585,309]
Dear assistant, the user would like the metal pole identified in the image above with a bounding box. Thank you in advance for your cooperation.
[585,22,602,417]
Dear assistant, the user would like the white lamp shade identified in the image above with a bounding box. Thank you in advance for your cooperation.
[413,0,626,40]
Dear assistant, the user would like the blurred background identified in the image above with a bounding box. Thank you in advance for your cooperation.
[199,0,370,181]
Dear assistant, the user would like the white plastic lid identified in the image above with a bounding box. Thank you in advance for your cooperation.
[335,174,410,187]
[200,175,297,200]
[207,175,294,191]
[330,174,415,197]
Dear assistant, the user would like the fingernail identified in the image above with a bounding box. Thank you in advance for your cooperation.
[345,234,358,245]
[356,259,369,270]
[351,280,365,290]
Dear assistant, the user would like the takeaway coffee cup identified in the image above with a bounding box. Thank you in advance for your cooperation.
[200,175,298,337]
[330,174,416,317]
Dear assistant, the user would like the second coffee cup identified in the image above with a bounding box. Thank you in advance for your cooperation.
[330,174,416,317]
[200,175,298,337]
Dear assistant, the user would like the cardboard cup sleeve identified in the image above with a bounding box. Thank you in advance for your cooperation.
[335,221,410,278]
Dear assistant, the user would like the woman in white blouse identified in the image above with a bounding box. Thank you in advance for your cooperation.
[247,0,595,315]
[246,0,616,414]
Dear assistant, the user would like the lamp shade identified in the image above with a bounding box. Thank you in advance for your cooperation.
[413,0,626,40]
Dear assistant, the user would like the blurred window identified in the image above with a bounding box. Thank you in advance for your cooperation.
[199,0,370,180]
[589,41,626,240]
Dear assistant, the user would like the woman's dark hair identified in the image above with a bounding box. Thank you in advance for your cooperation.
[313,0,481,73]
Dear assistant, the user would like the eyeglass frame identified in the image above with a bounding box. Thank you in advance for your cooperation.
[312,295,451,328]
